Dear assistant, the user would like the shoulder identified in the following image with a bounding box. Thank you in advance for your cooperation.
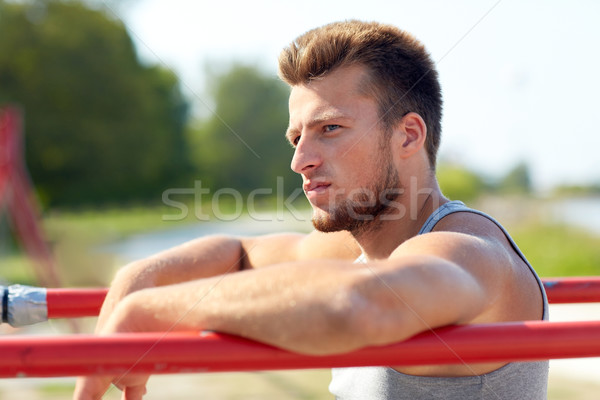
[393,210,512,264]
[398,208,516,264]
[391,209,543,323]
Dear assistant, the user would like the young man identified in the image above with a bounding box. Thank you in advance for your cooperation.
[74,21,548,399]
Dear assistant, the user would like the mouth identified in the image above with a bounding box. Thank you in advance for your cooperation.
[304,180,331,196]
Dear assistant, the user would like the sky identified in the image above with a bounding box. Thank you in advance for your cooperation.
[114,0,600,191]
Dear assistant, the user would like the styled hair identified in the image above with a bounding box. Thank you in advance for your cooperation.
[278,20,443,169]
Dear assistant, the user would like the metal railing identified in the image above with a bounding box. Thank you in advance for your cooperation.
[1,277,599,378]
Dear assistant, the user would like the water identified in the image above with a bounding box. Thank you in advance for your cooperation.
[101,212,313,263]
[104,197,600,263]
[549,196,600,235]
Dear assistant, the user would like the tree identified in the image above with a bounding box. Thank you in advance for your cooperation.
[437,163,487,203]
[0,0,190,207]
[190,64,300,196]
[498,162,532,194]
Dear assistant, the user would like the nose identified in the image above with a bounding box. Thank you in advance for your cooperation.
[290,136,322,174]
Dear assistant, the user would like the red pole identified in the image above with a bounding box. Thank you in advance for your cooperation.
[46,288,108,319]
[39,277,600,321]
[0,107,16,213]
[543,276,600,304]
[0,320,599,378]
[5,276,600,326]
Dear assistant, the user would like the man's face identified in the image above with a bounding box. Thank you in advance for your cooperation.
[286,65,401,234]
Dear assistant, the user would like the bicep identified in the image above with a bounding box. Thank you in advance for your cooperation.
[358,254,487,345]
[241,230,360,269]
[390,231,512,296]
[361,233,508,341]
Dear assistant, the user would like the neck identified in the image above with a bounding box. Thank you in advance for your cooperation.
[352,180,447,261]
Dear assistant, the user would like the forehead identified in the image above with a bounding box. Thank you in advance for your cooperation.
[288,65,376,125]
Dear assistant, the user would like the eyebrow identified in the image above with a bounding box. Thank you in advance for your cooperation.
[285,127,299,144]
[285,111,354,143]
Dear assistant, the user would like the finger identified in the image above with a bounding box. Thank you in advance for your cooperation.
[113,373,149,390]
[73,376,112,400]
[122,384,147,400]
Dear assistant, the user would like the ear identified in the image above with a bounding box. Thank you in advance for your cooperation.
[395,112,427,159]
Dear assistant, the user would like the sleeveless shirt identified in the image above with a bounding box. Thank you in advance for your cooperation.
[329,201,549,399]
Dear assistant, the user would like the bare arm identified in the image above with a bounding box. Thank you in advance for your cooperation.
[93,234,244,331]
[75,226,524,399]
[97,231,507,354]
[74,229,358,400]
[95,229,359,331]
[102,250,488,355]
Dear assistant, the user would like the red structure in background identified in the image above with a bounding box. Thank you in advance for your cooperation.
[0,106,61,288]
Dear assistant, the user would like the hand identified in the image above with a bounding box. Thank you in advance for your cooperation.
[73,298,150,400]
[73,374,148,400]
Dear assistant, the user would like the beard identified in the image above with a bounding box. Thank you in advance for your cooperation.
[312,149,402,235]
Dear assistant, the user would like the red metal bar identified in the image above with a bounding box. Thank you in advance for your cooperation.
[46,288,108,319]
[0,320,599,378]
[543,276,600,304]
[0,107,14,210]
[9,167,62,287]
[41,277,600,320]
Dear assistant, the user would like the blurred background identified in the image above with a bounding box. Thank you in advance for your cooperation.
[0,0,599,398]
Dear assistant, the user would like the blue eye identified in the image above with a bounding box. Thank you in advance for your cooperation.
[324,124,340,132]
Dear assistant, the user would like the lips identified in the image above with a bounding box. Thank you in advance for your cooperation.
[303,180,331,193]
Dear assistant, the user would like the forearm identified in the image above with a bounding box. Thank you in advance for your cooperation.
[106,260,371,355]
[96,234,245,332]
[102,253,487,355]
[74,234,310,399]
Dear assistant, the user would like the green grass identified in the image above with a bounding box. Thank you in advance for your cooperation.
[43,205,191,241]
[38,382,75,396]
[512,222,600,277]
[0,253,37,286]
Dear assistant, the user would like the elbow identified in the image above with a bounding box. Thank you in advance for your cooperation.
[103,289,159,333]
[288,280,375,355]
[303,281,405,354]
[340,275,424,349]
[112,260,157,293]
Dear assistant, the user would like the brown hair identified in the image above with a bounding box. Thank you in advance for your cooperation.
[278,20,443,169]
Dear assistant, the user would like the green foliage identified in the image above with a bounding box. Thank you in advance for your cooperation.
[437,163,487,202]
[0,0,190,207]
[189,63,300,195]
[437,161,537,201]
[497,161,532,194]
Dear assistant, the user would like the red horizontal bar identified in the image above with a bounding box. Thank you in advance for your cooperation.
[43,277,600,320]
[1,320,600,378]
[46,288,107,318]
[543,277,600,304]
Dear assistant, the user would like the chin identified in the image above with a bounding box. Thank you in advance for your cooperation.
[310,208,340,232]
[312,217,343,233]
[311,207,356,233]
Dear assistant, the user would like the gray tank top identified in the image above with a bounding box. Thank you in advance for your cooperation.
[329,200,549,399]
